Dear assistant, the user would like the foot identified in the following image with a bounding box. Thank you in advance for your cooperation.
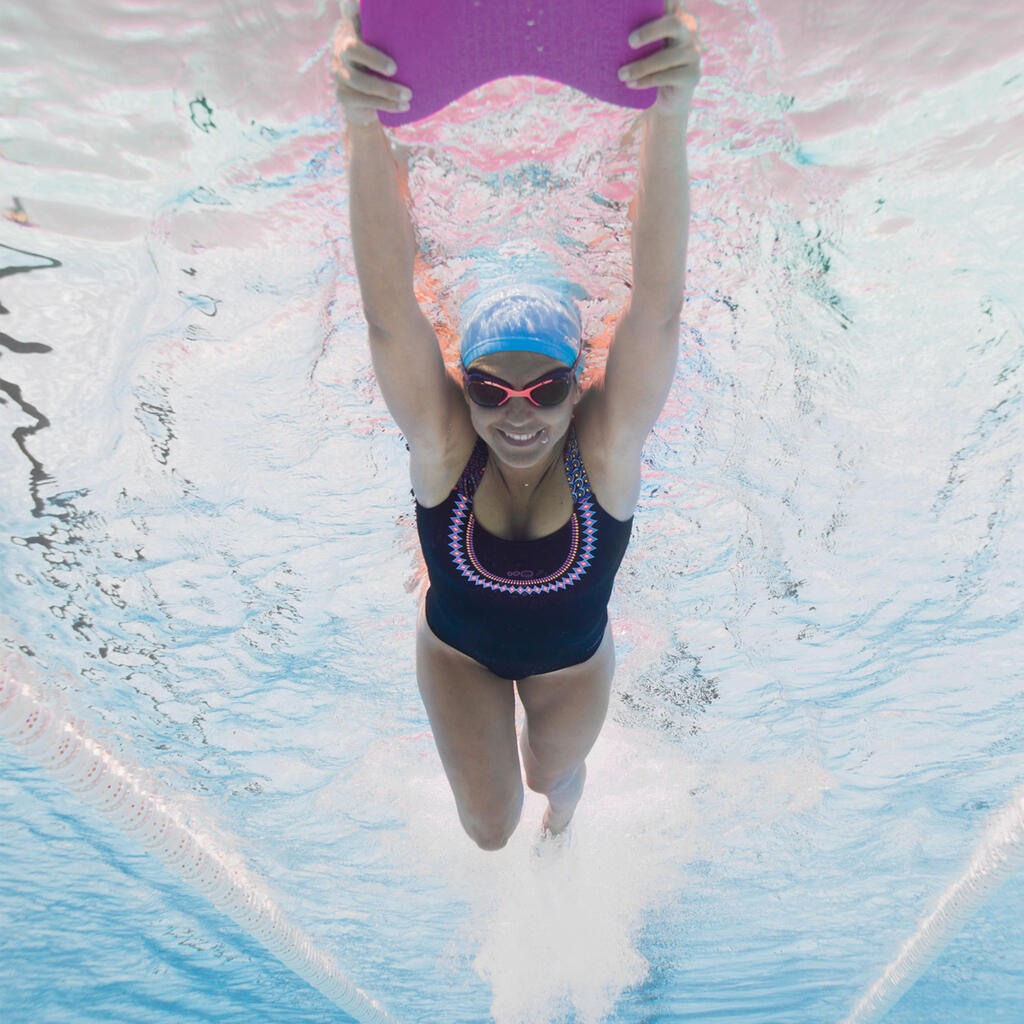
[541,762,587,835]
[531,818,574,859]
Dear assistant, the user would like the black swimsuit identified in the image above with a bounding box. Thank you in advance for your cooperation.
[415,424,633,679]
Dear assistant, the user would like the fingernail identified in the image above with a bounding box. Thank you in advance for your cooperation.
[400,87,412,101]
[629,32,640,47]
[618,68,630,81]
[387,61,397,75]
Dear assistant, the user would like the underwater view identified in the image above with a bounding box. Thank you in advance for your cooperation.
[2,1,1023,1021]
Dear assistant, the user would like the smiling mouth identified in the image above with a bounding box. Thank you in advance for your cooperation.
[498,428,543,446]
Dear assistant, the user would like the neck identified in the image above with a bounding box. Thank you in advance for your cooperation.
[490,428,567,499]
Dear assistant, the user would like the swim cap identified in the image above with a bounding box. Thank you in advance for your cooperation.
[459,283,583,374]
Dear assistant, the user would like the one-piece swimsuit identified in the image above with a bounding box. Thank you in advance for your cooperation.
[415,423,633,680]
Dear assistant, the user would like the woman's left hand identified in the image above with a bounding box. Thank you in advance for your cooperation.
[619,0,702,117]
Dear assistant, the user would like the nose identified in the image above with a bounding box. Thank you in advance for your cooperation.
[503,396,534,423]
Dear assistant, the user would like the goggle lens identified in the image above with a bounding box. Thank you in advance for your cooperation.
[530,378,571,405]
[466,380,510,407]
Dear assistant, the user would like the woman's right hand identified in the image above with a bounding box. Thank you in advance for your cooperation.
[332,0,411,126]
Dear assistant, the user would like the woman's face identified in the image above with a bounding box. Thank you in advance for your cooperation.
[464,350,581,469]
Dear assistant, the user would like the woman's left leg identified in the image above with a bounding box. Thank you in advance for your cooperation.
[515,624,615,834]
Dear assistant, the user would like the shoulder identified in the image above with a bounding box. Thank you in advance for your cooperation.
[572,391,642,522]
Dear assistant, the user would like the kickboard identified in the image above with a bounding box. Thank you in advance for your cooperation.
[358,0,666,127]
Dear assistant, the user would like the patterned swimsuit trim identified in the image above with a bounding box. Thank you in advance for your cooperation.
[447,426,598,596]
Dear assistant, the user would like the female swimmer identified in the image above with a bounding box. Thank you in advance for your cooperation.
[332,1,701,850]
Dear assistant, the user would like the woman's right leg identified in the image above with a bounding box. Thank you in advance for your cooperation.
[415,606,523,850]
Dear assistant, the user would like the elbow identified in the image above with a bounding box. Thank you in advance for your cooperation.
[362,294,425,339]
[660,299,685,329]
[628,291,685,332]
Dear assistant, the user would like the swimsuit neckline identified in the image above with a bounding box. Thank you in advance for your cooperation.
[470,509,574,546]
[469,427,577,544]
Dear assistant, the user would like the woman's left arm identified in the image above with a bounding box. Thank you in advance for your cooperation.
[629,102,693,323]
[594,3,701,452]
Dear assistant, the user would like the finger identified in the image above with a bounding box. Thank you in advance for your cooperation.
[629,13,692,49]
[342,64,411,107]
[336,85,409,116]
[620,40,699,82]
[625,59,700,91]
[344,39,398,77]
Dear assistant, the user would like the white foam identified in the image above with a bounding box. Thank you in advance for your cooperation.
[349,709,835,1023]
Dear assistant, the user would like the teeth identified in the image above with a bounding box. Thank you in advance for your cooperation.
[502,430,540,441]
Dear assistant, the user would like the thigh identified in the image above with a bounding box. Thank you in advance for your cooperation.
[415,606,522,819]
[516,623,616,780]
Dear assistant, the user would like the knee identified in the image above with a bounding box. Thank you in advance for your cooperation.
[524,760,582,798]
[468,824,514,851]
[460,792,523,851]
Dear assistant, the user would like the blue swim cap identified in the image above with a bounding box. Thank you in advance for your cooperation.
[459,283,583,373]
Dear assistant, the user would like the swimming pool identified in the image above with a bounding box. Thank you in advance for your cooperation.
[2,1,1023,1021]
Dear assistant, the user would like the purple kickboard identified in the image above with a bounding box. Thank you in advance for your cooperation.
[359,0,666,127]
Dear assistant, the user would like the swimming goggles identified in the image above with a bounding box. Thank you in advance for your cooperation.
[462,358,579,408]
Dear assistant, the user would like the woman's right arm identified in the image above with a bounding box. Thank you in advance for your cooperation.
[347,119,463,449]
[335,13,465,453]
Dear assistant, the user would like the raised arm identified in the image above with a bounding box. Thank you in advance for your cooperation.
[334,12,464,454]
[593,3,702,454]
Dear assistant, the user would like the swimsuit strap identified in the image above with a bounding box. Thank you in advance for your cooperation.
[455,424,592,507]
[455,436,489,498]
[563,423,592,507]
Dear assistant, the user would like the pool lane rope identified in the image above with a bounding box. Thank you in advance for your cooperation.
[841,781,1024,1024]
[0,643,401,1024]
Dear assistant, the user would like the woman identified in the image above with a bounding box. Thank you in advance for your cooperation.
[333,1,701,850]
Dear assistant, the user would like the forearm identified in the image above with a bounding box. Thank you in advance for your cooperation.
[629,108,692,324]
[346,119,418,331]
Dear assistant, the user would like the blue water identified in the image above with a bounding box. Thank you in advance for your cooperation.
[2,0,1023,1022]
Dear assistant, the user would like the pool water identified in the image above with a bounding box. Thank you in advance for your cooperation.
[2,1,1023,1022]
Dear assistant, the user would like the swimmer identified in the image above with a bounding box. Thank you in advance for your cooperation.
[332,1,701,850]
